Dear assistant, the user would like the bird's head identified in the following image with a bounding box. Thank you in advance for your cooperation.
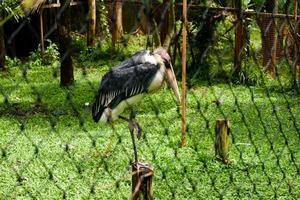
[154,47,171,64]
[154,47,181,104]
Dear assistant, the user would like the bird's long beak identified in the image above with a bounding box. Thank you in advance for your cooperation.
[165,63,181,104]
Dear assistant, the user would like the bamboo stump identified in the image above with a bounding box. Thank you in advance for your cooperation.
[132,162,153,200]
[215,119,230,164]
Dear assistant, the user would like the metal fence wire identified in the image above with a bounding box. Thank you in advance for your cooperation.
[0,0,300,199]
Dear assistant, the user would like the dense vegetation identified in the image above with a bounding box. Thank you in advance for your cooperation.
[0,33,300,198]
[1,0,300,198]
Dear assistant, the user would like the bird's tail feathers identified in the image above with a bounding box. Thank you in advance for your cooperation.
[92,103,105,122]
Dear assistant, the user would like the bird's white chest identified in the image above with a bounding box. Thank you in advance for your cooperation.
[100,94,144,122]
[148,66,165,92]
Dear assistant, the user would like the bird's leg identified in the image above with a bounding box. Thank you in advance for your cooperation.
[119,115,139,163]
[119,110,142,164]
[107,108,116,130]
[119,111,142,139]
[129,110,142,139]
[129,122,138,163]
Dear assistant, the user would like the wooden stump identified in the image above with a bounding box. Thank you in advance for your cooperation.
[132,162,153,200]
[215,119,230,164]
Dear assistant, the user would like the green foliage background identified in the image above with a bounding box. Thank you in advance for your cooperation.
[1,0,300,198]
[0,34,300,198]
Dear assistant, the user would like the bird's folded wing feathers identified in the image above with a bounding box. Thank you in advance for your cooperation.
[92,62,159,120]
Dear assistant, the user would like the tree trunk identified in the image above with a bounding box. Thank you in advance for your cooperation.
[293,20,300,87]
[190,13,220,79]
[152,18,161,48]
[87,0,96,46]
[40,9,44,59]
[139,5,149,34]
[138,0,160,48]
[112,0,123,49]
[57,0,74,86]
[294,1,300,87]
[160,0,169,46]
[233,0,247,78]
[0,13,5,71]
[261,0,278,78]
[162,0,175,49]
[234,19,245,77]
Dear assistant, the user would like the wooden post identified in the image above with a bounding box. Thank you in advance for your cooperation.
[132,162,153,200]
[181,0,187,147]
[40,9,44,59]
[215,119,230,164]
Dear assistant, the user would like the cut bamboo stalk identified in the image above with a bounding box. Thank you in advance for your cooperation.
[215,119,230,164]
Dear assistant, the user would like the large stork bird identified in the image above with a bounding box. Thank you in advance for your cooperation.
[92,47,180,162]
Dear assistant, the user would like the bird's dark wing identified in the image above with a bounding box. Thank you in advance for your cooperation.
[114,50,150,70]
[92,62,159,122]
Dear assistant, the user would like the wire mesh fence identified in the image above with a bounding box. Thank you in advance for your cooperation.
[0,0,300,199]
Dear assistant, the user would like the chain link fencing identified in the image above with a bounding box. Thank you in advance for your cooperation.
[0,0,300,199]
